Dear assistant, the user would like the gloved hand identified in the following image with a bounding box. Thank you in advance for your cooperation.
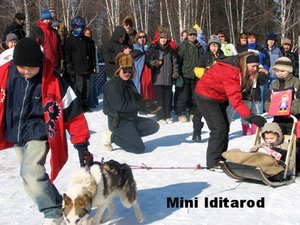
[139,99,161,114]
[172,72,179,79]
[244,115,267,128]
[74,142,94,167]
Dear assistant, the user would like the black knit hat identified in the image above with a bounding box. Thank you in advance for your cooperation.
[246,54,259,64]
[13,37,44,67]
[15,13,25,21]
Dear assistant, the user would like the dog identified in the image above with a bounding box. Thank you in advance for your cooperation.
[62,160,144,225]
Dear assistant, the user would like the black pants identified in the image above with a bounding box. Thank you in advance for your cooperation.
[73,74,90,111]
[195,93,229,168]
[176,78,197,116]
[154,85,172,120]
[108,116,159,153]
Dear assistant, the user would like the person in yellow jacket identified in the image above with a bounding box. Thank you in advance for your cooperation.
[194,34,225,78]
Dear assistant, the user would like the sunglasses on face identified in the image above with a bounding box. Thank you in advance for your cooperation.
[218,35,225,38]
[122,68,133,74]
[138,36,146,39]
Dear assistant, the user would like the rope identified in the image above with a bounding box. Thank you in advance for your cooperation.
[129,163,204,170]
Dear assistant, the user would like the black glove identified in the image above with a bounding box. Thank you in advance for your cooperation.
[74,142,94,167]
[244,115,267,128]
[139,99,161,114]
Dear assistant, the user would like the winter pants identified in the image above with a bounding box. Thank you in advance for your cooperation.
[154,85,172,121]
[74,74,90,111]
[14,140,62,219]
[108,116,159,153]
[176,78,197,116]
[195,94,229,168]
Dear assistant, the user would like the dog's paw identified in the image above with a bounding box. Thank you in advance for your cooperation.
[137,214,145,223]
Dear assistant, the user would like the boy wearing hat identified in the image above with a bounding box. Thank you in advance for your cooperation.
[64,16,96,112]
[0,38,93,225]
[194,52,267,171]
[2,12,26,42]
[265,56,300,135]
[5,33,18,49]
[103,53,160,153]
[31,9,63,69]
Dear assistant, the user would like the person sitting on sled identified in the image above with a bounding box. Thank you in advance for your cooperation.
[222,122,288,178]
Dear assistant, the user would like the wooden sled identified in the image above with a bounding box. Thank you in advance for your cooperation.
[221,114,297,187]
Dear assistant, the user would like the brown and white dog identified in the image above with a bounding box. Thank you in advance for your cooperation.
[62,160,144,225]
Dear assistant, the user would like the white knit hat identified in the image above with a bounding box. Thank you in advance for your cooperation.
[271,57,293,73]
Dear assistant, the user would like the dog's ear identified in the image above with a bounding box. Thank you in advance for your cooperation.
[63,193,73,207]
[75,194,89,207]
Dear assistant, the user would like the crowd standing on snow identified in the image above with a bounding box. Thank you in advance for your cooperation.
[0,8,299,225]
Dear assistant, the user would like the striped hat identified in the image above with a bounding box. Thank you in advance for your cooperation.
[271,57,293,73]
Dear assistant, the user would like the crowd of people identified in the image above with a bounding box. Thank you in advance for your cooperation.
[0,9,299,225]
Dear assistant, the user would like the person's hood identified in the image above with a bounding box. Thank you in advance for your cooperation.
[111,26,126,42]
[261,122,284,146]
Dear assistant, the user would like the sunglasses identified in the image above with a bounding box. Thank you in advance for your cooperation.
[218,35,225,38]
[122,68,133,74]
[138,36,146,39]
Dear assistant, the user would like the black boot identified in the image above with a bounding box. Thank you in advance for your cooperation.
[192,133,201,142]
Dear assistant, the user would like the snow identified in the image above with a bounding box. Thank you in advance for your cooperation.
[1,94,300,225]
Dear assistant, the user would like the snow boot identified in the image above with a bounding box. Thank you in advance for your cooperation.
[242,124,252,135]
[251,124,258,134]
[102,129,113,151]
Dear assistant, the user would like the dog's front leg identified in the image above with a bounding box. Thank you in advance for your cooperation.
[100,201,115,223]
[133,200,144,223]
[91,204,108,225]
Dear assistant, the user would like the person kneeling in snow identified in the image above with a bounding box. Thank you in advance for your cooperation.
[103,53,160,153]
[223,122,288,179]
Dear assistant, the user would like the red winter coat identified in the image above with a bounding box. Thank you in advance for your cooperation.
[0,60,90,182]
[195,60,251,118]
[34,21,63,67]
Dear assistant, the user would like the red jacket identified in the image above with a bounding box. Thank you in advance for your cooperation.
[195,61,251,118]
[0,60,90,182]
[35,21,63,67]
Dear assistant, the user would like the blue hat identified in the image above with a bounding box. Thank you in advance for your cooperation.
[266,32,277,41]
[40,10,53,20]
[71,16,86,27]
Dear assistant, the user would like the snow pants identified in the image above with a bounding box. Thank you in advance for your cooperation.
[195,93,229,168]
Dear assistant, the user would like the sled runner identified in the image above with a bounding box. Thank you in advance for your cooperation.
[221,114,297,187]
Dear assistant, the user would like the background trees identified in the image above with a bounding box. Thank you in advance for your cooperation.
[0,0,299,48]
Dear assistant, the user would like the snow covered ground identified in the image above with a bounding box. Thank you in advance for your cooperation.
[1,95,300,225]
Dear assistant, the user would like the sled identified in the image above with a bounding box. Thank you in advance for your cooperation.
[221,114,297,187]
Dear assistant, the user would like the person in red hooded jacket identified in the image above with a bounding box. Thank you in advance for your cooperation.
[194,52,267,171]
[31,9,63,70]
[0,38,93,224]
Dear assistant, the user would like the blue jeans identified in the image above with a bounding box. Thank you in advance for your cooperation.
[15,140,62,218]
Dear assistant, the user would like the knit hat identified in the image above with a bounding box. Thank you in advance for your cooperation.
[266,32,277,41]
[271,57,293,73]
[246,54,260,64]
[15,13,25,21]
[48,7,56,13]
[5,33,18,45]
[208,34,221,47]
[51,20,60,28]
[40,9,53,20]
[71,16,86,28]
[188,28,197,35]
[13,37,44,67]
[114,53,133,75]
[282,38,292,46]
